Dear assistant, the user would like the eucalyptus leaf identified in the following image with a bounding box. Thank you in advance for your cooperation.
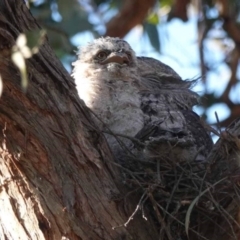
[147,13,159,25]
[159,0,174,7]
[25,29,46,53]
[94,0,111,7]
[55,0,93,36]
[144,23,161,52]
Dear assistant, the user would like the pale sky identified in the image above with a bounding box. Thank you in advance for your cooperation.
[71,13,232,131]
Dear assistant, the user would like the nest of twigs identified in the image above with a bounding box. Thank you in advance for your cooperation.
[117,128,240,240]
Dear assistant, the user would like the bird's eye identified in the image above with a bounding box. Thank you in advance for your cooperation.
[95,51,108,60]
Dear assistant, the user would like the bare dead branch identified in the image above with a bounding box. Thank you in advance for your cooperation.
[104,0,156,38]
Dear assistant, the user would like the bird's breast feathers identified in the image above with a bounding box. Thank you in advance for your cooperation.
[74,62,144,136]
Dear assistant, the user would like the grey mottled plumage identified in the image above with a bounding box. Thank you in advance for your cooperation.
[72,37,212,162]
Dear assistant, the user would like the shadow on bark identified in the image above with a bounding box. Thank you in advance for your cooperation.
[0,1,158,239]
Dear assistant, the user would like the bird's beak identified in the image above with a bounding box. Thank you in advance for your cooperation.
[101,53,130,65]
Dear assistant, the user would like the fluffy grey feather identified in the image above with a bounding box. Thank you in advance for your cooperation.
[72,37,212,162]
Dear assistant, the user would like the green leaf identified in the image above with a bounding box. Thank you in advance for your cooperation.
[56,0,93,36]
[46,29,73,58]
[11,31,46,91]
[159,0,174,7]
[30,0,93,37]
[29,1,52,20]
[147,13,159,25]
[144,23,161,52]
[94,0,111,7]
[25,29,46,53]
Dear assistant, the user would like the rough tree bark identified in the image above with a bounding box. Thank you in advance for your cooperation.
[0,0,158,239]
[1,1,240,240]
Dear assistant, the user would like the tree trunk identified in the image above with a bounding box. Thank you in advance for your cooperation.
[0,0,158,239]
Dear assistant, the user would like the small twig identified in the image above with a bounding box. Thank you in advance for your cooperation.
[148,192,173,240]
[165,171,183,217]
[215,111,222,135]
[112,191,148,229]
[102,130,145,147]
[209,190,240,235]
[156,159,161,183]
[104,160,143,188]
[157,202,210,240]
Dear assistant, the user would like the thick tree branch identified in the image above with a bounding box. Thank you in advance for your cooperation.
[168,0,190,22]
[104,0,156,38]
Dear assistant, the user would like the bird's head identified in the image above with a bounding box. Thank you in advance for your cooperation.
[79,37,137,66]
[72,37,138,80]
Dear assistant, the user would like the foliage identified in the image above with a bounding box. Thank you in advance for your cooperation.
[28,0,168,60]
[28,0,240,128]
